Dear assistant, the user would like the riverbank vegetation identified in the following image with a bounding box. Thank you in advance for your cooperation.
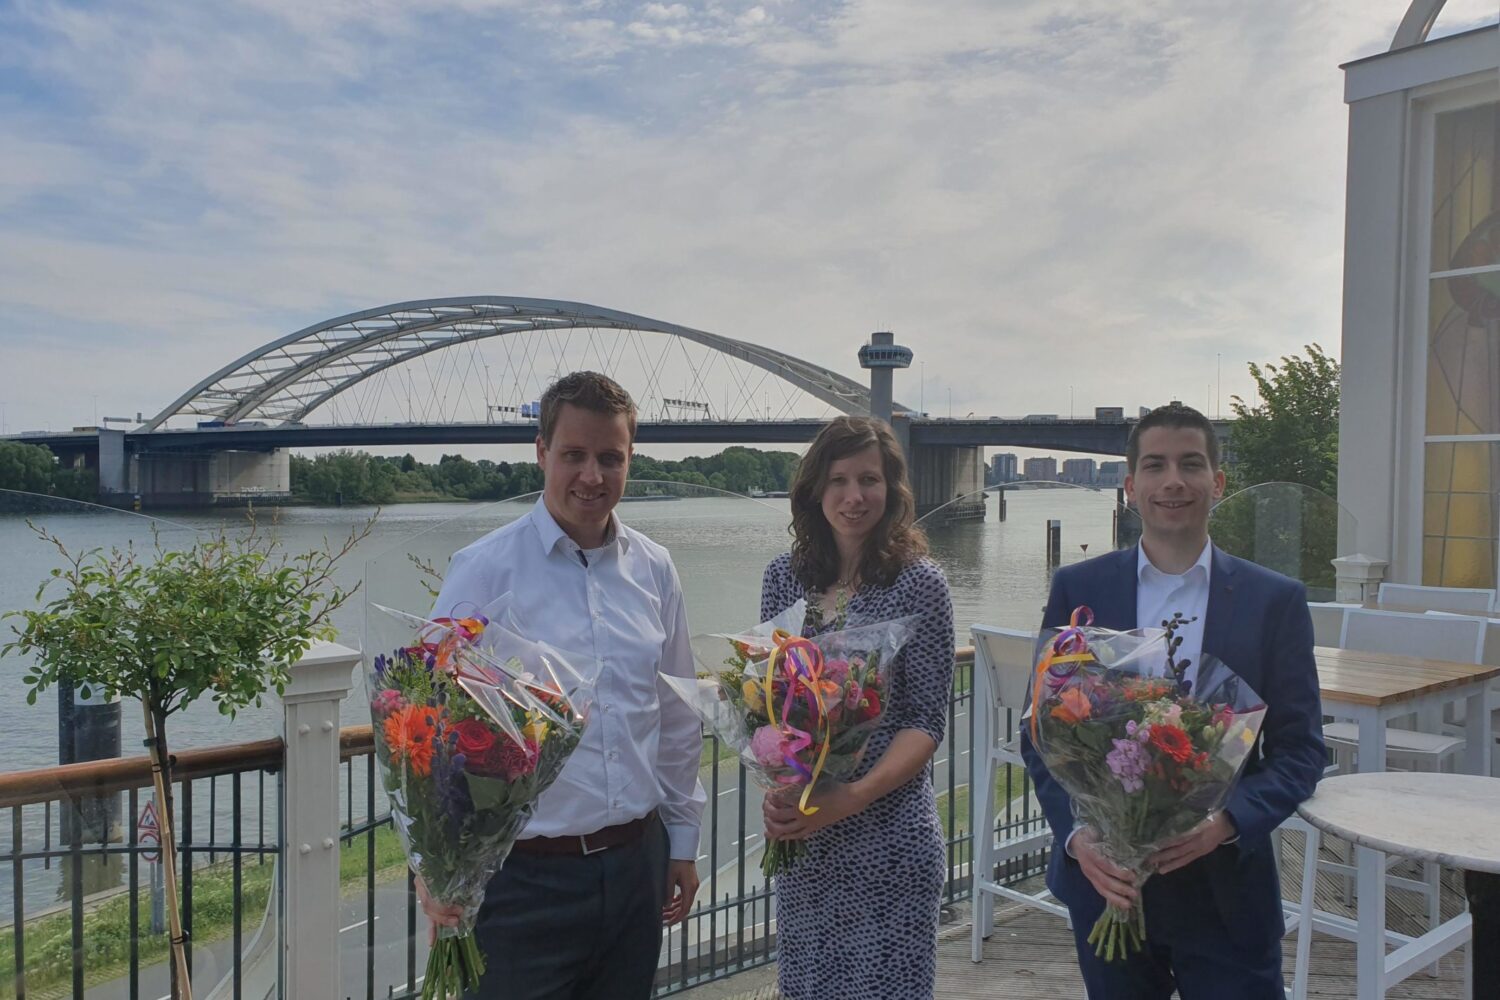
[0,442,98,501]
[288,446,802,505]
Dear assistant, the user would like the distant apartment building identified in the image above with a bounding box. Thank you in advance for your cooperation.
[989,452,1019,484]
[1024,456,1058,482]
[1096,460,1128,488]
[1060,458,1097,486]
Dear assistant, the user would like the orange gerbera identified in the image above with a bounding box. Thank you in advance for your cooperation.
[1148,724,1194,764]
[1050,687,1093,725]
[383,705,439,777]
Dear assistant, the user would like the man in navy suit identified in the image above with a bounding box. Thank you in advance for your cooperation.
[1020,403,1325,999]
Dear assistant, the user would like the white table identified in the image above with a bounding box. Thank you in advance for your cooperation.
[1315,646,1498,776]
[1298,772,1500,1000]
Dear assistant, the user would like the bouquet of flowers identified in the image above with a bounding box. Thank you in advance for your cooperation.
[665,601,917,877]
[366,603,591,999]
[1026,607,1267,960]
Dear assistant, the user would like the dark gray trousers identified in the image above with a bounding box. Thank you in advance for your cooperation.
[464,816,669,1000]
[1471,870,1500,1000]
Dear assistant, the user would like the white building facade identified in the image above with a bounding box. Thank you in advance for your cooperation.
[1338,2,1500,589]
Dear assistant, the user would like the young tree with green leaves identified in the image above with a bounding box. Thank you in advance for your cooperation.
[4,516,373,998]
[1212,344,1342,596]
[1226,343,1340,495]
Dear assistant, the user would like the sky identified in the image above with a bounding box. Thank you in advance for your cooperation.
[1,0,1497,461]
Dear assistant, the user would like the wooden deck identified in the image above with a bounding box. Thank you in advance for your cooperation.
[676,836,1470,998]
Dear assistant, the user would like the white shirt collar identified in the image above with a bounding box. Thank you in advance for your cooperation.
[529,496,629,556]
[1137,537,1212,583]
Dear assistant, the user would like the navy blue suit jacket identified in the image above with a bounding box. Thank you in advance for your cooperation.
[1019,544,1325,952]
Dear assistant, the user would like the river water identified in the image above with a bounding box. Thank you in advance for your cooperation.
[0,486,1128,770]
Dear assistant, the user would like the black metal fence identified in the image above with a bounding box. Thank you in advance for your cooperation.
[0,740,282,1000]
[0,648,1040,1000]
[345,647,1044,999]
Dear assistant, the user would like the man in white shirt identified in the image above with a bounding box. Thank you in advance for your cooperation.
[420,371,706,999]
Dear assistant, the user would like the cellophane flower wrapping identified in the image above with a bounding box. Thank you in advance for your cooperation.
[665,601,918,877]
[366,602,593,999]
[1025,609,1267,960]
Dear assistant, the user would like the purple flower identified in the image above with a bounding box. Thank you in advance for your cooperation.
[435,751,474,822]
[373,654,388,677]
[1106,737,1150,793]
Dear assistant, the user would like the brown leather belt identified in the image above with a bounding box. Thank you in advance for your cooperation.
[510,810,656,857]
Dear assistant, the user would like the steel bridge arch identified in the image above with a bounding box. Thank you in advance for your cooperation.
[142,297,887,430]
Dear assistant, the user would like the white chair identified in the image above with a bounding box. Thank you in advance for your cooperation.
[1307,601,1358,649]
[1377,582,1496,613]
[1323,610,1486,770]
[1278,814,1446,999]
[969,625,1068,963]
[1277,816,1322,1000]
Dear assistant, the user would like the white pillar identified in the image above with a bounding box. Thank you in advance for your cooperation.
[1332,553,1389,603]
[1338,91,1412,574]
[281,640,359,1000]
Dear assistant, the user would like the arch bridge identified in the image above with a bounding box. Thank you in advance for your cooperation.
[141,297,890,431]
[21,296,1190,512]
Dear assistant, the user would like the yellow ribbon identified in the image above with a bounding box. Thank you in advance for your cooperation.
[763,628,833,816]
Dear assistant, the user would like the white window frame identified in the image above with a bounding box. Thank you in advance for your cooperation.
[1406,76,1500,586]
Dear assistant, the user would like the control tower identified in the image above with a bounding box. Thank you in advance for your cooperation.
[857,331,912,426]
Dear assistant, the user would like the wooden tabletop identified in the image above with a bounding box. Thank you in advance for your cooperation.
[1299,773,1500,871]
[1315,645,1500,706]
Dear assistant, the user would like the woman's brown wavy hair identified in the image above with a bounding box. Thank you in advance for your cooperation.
[789,416,928,592]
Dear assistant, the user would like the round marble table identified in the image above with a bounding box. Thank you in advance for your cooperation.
[1299,772,1500,872]
[1299,772,1500,999]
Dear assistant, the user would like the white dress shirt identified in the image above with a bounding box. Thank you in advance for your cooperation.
[1136,538,1213,693]
[433,498,706,860]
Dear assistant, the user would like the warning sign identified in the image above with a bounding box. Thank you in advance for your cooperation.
[138,800,161,864]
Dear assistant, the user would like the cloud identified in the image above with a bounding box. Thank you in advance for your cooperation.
[0,0,1484,435]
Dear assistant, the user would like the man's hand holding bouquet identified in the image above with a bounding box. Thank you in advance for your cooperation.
[1026,607,1267,960]
[366,602,592,998]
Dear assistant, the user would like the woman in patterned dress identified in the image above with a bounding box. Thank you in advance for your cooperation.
[760,415,955,1000]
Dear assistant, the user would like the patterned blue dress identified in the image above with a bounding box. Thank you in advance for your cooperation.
[759,553,955,1000]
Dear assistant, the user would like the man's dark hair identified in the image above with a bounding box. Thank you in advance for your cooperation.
[1126,403,1220,472]
[538,371,638,445]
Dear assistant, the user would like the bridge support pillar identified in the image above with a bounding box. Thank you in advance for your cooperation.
[133,449,291,508]
[909,443,985,521]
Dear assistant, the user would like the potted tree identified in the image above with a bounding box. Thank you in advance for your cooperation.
[5,515,372,999]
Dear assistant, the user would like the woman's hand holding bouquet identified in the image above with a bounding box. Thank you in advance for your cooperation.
[665,602,916,877]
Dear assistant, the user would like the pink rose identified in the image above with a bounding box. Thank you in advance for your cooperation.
[749,725,788,768]
[371,689,405,717]
[823,659,851,686]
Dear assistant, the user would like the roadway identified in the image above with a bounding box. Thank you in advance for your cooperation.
[5,415,1230,458]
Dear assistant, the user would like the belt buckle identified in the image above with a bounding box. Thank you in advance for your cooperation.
[579,832,610,856]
